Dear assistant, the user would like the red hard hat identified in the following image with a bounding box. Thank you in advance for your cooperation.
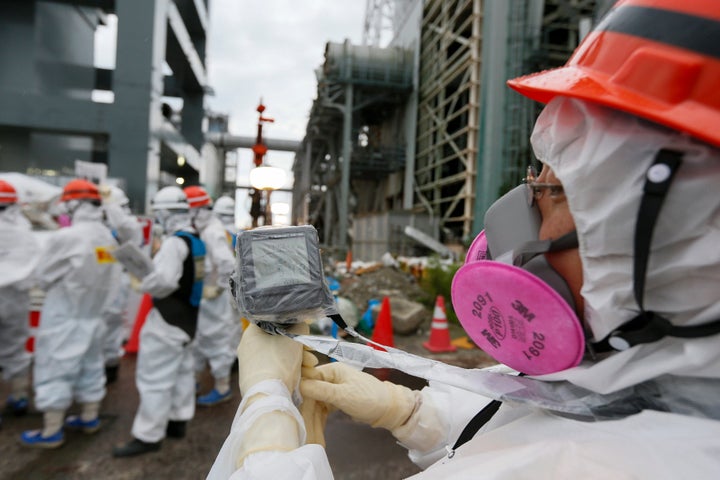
[183,185,212,209]
[0,179,18,205]
[507,0,720,148]
[60,179,102,202]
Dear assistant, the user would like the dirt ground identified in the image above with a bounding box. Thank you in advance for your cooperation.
[339,266,431,312]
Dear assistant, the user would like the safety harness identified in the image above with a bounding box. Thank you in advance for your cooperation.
[153,231,206,338]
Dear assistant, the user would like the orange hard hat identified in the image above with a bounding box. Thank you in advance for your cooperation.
[183,185,212,209]
[60,179,102,203]
[507,0,720,148]
[0,179,18,205]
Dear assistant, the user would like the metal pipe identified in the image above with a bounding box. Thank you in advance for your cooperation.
[204,132,301,152]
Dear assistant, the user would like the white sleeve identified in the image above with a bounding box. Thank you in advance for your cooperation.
[0,226,41,289]
[226,447,333,480]
[393,364,516,470]
[104,204,143,246]
[35,230,76,291]
[203,221,235,288]
[139,235,188,298]
[392,382,496,469]
[207,380,334,480]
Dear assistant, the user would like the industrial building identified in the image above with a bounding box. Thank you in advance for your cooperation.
[0,0,210,212]
[292,0,615,260]
[0,0,616,260]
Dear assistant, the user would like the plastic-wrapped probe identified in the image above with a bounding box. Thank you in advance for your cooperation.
[282,329,720,423]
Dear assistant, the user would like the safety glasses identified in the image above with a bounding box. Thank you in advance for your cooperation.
[525,165,564,206]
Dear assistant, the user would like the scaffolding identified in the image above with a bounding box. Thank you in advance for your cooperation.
[414,0,482,243]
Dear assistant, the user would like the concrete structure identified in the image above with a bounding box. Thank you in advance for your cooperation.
[0,0,210,213]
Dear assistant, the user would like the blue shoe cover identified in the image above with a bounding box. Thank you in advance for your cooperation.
[65,415,101,433]
[20,429,65,448]
[197,388,232,406]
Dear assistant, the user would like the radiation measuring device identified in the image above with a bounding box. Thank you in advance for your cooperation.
[232,225,338,326]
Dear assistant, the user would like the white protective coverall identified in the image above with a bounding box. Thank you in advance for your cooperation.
[131,215,200,443]
[101,202,143,368]
[33,202,119,412]
[208,98,720,479]
[0,204,38,398]
[192,212,238,389]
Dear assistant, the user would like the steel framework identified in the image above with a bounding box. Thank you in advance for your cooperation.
[414,0,482,242]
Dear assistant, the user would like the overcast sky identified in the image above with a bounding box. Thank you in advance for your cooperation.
[206,1,365,139]
[205,0,366,225]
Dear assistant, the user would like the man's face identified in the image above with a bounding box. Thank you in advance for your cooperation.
[534,164,585,317]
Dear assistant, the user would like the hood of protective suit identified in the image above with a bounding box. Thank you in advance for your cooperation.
[69,201,104,223]
[531,97,720,393]
[215,214,236,230]
[191,207,213,232]
[0,204,39,288]
[159,211,191,235]
[0,204,32,230]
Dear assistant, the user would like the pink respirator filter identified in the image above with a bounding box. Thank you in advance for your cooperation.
[465,230,488,262]
[451,261,585,375]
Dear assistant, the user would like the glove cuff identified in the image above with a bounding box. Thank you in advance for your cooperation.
[233,380,307,467]
[372,382,420,431]
[238,379,300,417]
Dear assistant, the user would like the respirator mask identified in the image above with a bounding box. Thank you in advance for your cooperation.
[53,199,85,226]
[153,208,188,235]
[191,207,213,231]
[451,178,585,375]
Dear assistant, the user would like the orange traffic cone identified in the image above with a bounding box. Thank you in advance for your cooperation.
[124,294,152,354]
[423,295,457,353]
[370,296,394,350]
[345,250,353,274]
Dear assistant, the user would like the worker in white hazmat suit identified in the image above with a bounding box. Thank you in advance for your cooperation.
[184,187,239,407]
[99,184,143,384]
[212,195,238,242]
[208,0,720,478]
[113,186,206,457]
[212,195,242,345]
[21,179,119,448]
[0,179,39,424]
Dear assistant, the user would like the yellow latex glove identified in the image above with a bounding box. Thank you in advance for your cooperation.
[129,274,143,292]
[233,322,310,468]
[237,322,309,398]
[300,361,419,431]
[299,351,331,447]
[99,184,112,201]
[202,284,222,300]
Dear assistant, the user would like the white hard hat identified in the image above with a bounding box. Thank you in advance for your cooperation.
[212,195,235,216]
[151,186,189,212]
